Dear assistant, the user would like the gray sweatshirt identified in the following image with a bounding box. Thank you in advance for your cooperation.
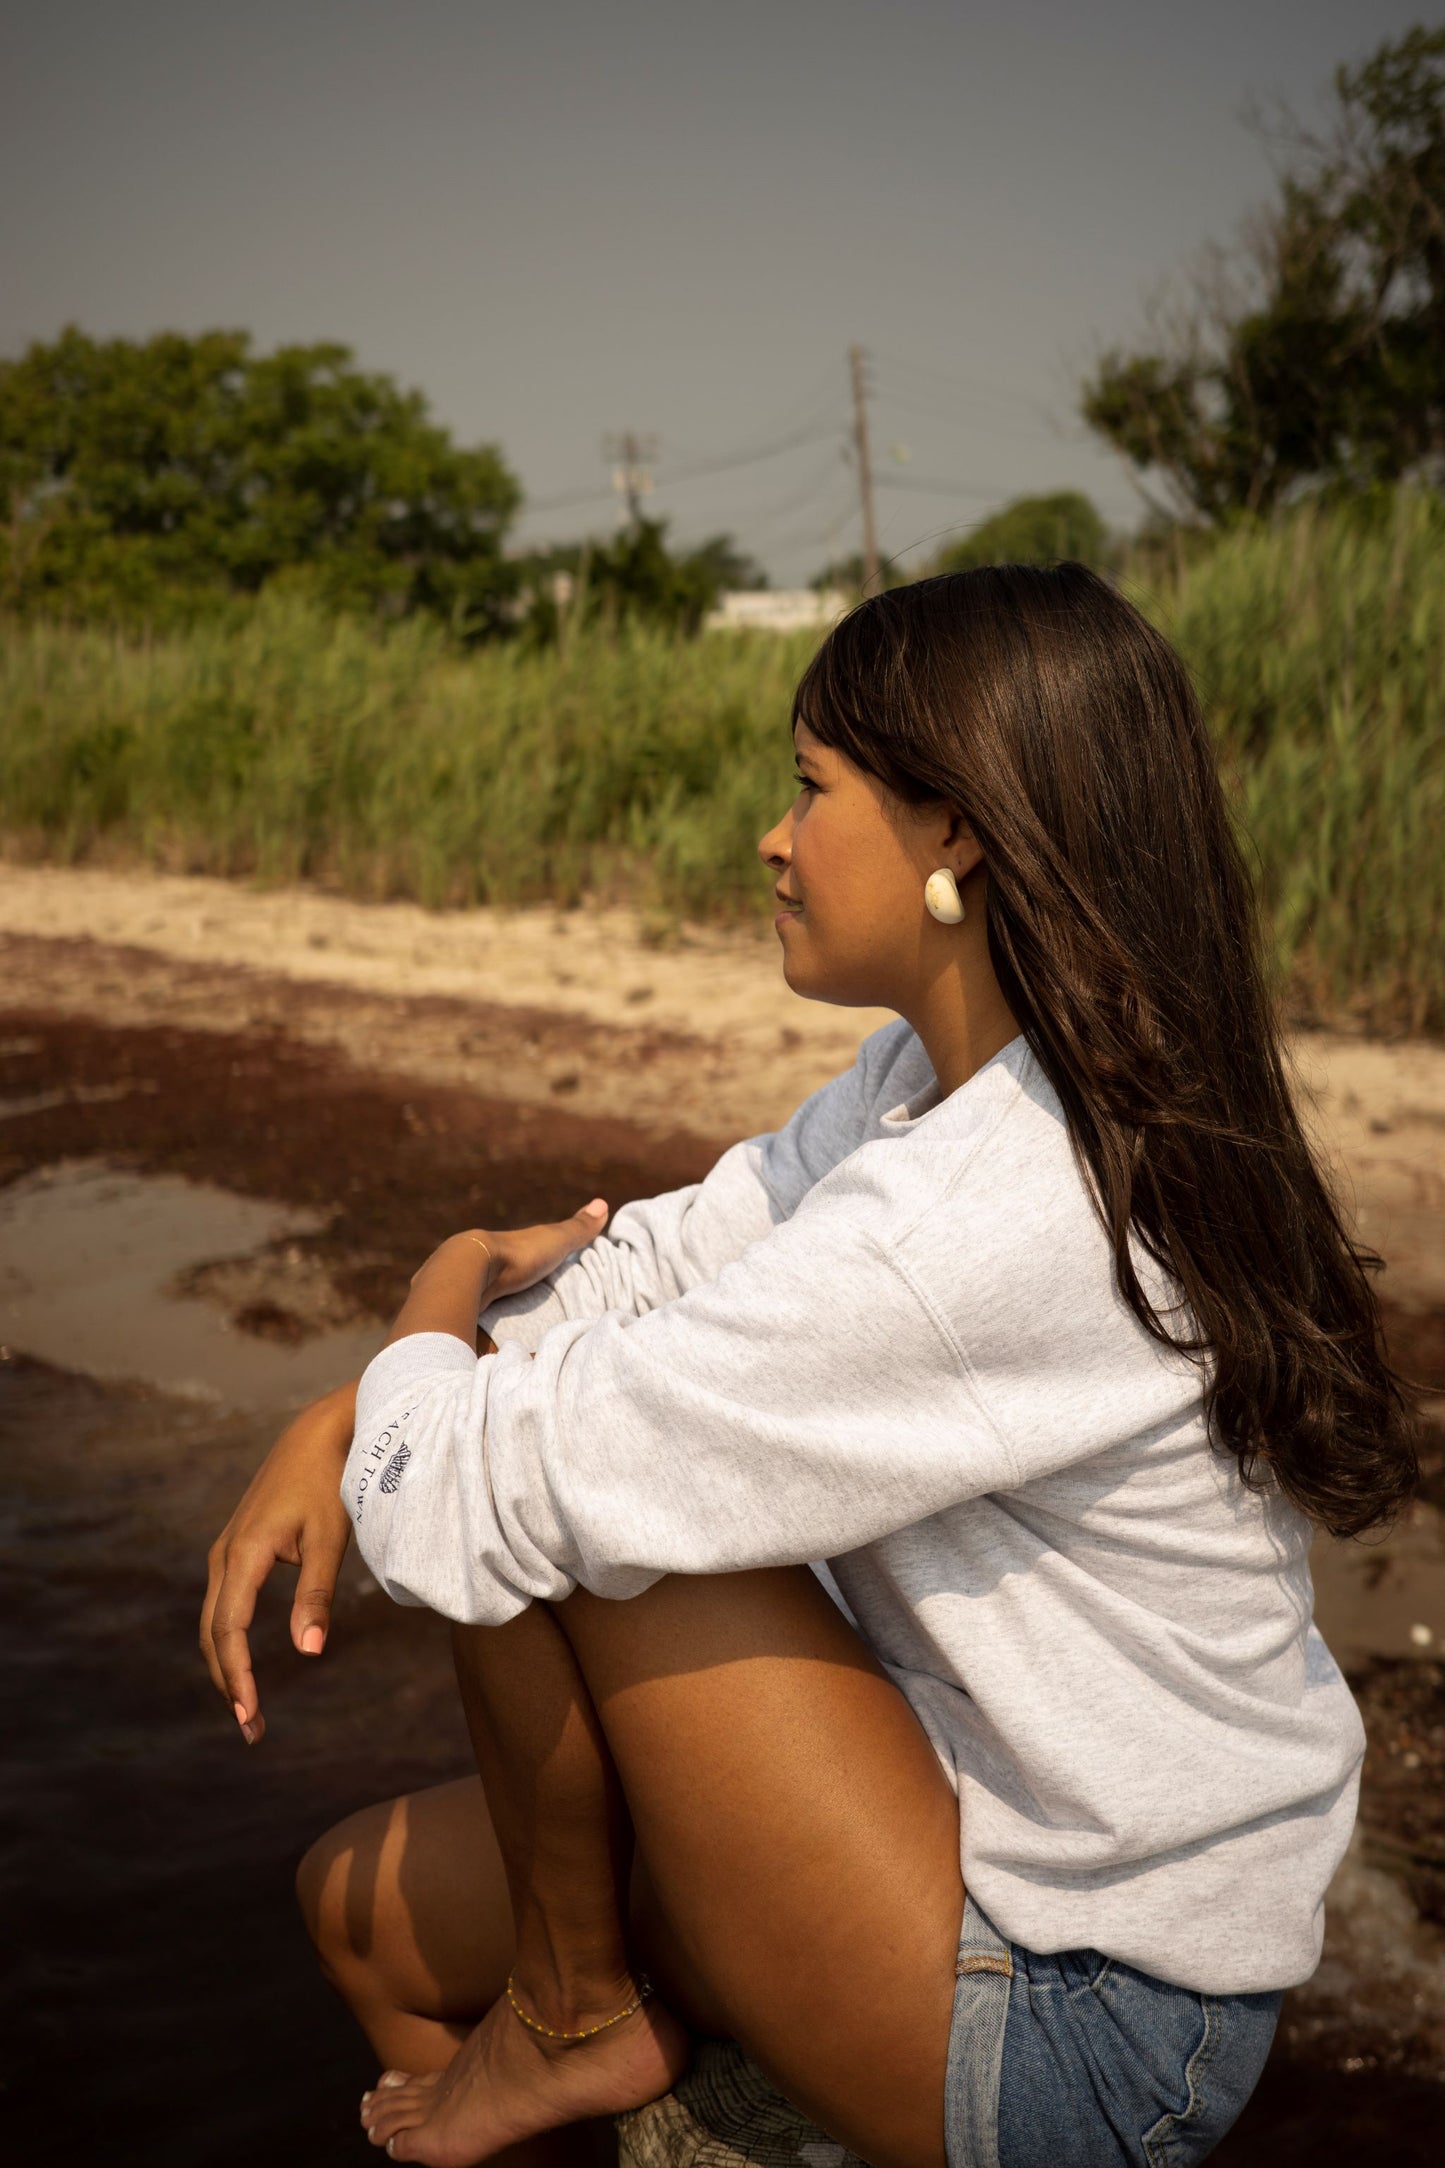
[343,1025,1363,1994]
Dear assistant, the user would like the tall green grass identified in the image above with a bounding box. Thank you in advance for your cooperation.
[1,488,1440,1028]
[1124,489,1445,1032]
[0,604,815,921]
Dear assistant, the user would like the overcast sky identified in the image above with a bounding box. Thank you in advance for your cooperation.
[0,1,1425,581]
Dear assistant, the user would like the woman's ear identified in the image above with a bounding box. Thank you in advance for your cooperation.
[942,808,984,882]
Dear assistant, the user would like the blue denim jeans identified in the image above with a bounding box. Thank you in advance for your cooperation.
[945,1895,1282,2167]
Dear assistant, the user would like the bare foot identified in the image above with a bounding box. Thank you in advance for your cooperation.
[359,1977,690,2164]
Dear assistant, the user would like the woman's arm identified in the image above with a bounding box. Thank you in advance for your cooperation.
[480,1148,768,1345]
[386,1232,504,1349]
[203,1024,906,1733]
[200,1379,358,1745]
[479,1023,907,1349]
[343,1169,1020,1627]
[200,1200,610,1742]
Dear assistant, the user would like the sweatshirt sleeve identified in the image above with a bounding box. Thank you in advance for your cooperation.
[342,1157,1018,1624]
[477,1139,775,1351]
[478,1020,909,1352]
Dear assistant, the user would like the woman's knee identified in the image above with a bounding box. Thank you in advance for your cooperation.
[296,1778,517,2023]
[295,1828,330,1949]
[296,1803,388,1984]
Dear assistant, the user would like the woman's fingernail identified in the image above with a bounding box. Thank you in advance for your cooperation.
[301,1625,324,1655]
[241,1721,257,1745]
[233,1701,248,1726]
[586,1198,607,1213]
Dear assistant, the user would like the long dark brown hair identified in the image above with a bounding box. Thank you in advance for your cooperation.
[794,564,1416,1538]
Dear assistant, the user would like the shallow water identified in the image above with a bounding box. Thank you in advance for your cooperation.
[0,1159,384,1406]
[0,1350,470,2167]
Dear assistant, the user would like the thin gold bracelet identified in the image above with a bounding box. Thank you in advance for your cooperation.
[466,1235,495,1268]
[505,1969,653,2046]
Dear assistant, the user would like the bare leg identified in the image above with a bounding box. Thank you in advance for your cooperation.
[352,1604,688,2162]
[300,1775,622,2168]
[299,1602,679,2163]
[364,1568,963,2168]
[447,1607,638,2038]
[297,1778,503,2075]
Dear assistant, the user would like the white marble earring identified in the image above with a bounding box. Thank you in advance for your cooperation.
[924,868,966,924]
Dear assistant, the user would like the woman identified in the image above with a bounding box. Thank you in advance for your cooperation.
[200,566,1415,2168]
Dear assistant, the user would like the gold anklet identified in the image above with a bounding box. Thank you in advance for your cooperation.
[505,1969,654,2046]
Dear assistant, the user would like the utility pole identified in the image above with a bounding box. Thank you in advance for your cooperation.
[603,431,657,527]
[849,344,880,596]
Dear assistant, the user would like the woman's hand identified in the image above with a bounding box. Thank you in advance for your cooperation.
[386,1199,610,1348]
[413,1198,611,1297]
[200,1379,357,1747]
[200,1199,611,1745]
[485,1197,610,1292]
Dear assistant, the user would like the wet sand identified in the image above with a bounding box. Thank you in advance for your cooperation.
[2,875,1443,2163]
[4,859,1445,1289]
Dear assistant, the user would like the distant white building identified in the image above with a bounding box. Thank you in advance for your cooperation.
[705,588,850,634]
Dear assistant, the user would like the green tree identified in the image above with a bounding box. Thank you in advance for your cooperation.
[932,491,1110,574]
[524,517,760,641]
[0,326,521,631]
[1081,26,1445,520]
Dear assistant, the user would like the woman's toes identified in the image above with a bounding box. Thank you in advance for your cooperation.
[365,2082,430,2144]
[362,2069,426,2132]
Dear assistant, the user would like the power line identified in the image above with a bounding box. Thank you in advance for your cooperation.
[872,389,1079,447]
[662,455,844,563]
[732,452,850,536]
[522,429,833,520]
[520,390,844,522]
[870,347,1048,413]
[519,352,1057,575]
[655,419,840,488]
[523,479,625,516]
[873,471,1015,502]
[514,350,1077,533]
[764,495,860,565]
[664,362,846,466]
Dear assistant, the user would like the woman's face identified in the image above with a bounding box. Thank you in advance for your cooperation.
[757,718,959,1009]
